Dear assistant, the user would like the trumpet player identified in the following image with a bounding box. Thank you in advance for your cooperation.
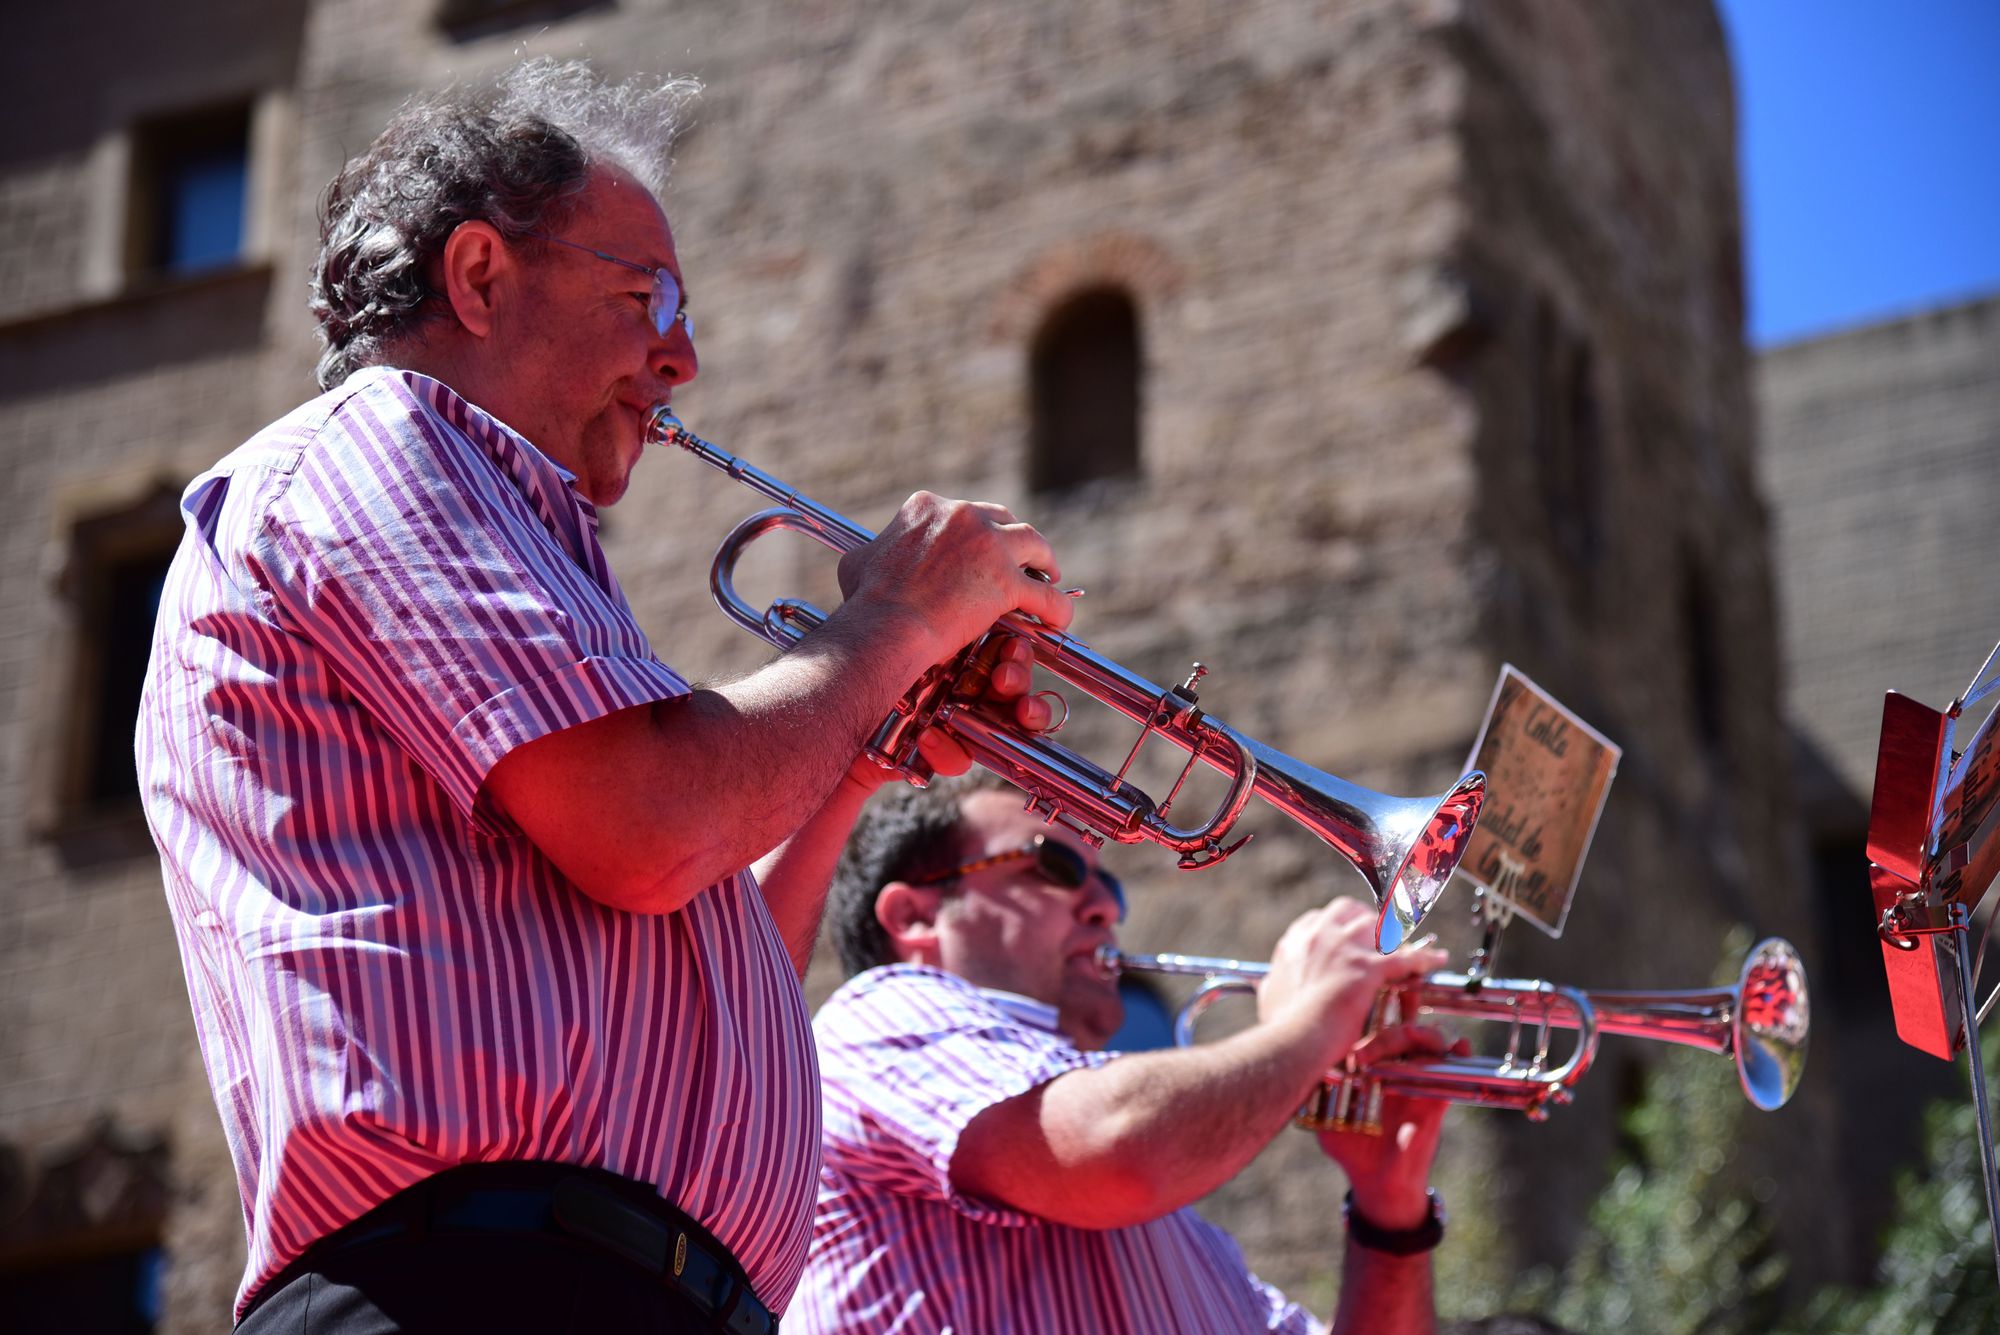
[137,58,1071,1333]
[794,775,1464,1335]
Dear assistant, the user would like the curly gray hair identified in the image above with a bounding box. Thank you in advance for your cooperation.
[309,58,700,389]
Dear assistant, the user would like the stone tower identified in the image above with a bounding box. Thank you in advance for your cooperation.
[0,1,1859,1327]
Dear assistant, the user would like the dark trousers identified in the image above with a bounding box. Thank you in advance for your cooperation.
[236,1163,771,1334]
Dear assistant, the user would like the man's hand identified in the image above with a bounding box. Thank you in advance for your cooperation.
[834,491,1072,783]
[1316,1025,1462,1229]
[836,492,1075,671]
[1256,900,1451,1074]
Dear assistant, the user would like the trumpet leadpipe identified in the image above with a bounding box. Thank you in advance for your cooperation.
[1096,946,1267,982]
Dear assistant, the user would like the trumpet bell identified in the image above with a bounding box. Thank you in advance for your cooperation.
[1248,740,1486,951]
[1733,937,1811,1111]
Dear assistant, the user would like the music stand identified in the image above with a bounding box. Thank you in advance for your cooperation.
[1865,639,2000,1282]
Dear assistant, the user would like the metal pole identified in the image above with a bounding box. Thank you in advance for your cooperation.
[1946,903,2000,1284]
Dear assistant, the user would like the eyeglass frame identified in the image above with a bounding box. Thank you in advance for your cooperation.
[907,833,1126,922]
[521,231,694,340]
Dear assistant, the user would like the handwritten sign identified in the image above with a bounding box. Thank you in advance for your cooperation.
[1457,665,1620,937]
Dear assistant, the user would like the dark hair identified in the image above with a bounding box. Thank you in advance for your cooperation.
[309,58,699,389]
[827,774,1014,976]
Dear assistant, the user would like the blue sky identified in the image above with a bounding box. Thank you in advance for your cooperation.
[1714,0,2000,347]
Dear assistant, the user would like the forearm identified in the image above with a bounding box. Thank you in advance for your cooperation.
[752,761,887,978]
[485,603,932,914]
[1330,1241,1433,1335]
[639,639,895,896]
[956,1011,1332,1228]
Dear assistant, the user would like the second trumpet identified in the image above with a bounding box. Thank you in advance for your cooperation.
[1098,938,1810,1125]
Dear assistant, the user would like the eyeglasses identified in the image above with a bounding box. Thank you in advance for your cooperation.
[909,834,1126,921]
[522,232,694,340]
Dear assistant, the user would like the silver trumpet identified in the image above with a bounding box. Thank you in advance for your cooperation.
[651,408,1488,950]
[1097,937,1810,1125]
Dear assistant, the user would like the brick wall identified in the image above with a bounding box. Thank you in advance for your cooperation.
[1760,295,2000,798]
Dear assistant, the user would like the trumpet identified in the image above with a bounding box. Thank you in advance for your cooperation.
[651,408,1487,950]
[1097,937,1810,1124]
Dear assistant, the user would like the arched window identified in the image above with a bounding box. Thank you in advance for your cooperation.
[1030,287,1142,492]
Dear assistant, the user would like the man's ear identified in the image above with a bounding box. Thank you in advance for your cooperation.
[437,220,511,339]
[876,881,945,964]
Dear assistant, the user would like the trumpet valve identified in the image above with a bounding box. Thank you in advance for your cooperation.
[1295,1077,1386,1136]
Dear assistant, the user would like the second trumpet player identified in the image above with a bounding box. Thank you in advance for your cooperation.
[794,774,1461,1334]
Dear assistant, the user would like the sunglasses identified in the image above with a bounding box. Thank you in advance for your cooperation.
[523,232,694,340]
[909,834,1126,921]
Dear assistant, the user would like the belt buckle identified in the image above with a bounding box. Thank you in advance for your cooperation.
[549,1176,763,1329]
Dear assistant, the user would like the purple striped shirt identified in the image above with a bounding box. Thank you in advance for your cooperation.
[793,965,1322,1334]
[136,368,817,1319]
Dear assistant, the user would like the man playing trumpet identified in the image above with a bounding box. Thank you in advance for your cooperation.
[792,775,1463,1335]
[137,58,1070,1333]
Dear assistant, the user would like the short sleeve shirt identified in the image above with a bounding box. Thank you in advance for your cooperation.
[136,368,817,1317]
[792,964,1322,1334]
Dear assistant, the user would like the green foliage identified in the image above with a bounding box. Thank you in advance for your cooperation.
[1507,1043,1786,1335]
[1790,1024,2000,1335]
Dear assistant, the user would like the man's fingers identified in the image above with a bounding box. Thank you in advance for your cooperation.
[992,516,1060,587]
[997,635,1037,670]
[860,495,1072,649]
[1383,945,1450,983]
[1327,897,1372,925]
[1018,571,1075,631]
[1011,692,1054,732]
[915,728,976,777]
[990,656,1033,698]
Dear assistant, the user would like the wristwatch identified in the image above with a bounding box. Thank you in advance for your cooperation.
[1343,1188,1446,1255]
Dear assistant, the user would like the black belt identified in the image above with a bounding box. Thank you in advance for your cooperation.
[242,1162,777,1335]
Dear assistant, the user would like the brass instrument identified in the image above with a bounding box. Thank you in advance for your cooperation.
[1097,937,1810,1123]
[651,407,1487,950]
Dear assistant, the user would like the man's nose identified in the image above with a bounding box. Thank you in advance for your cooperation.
[1078,876,1120,927]
[655,323,698,387]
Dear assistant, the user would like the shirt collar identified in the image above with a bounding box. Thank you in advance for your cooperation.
[381,367,606,548]
[975,986,1065,1036]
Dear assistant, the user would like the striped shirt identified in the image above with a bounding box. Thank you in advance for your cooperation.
[793,965,1323,1334]
[136,368,818,1319]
